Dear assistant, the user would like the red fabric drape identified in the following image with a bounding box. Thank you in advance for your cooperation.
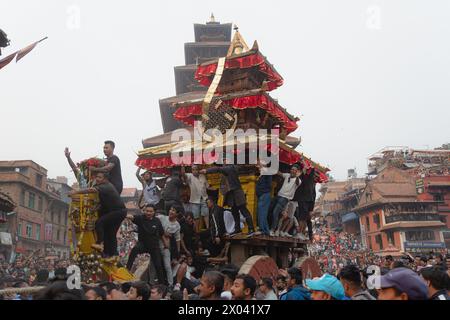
[136,150,328,182]
[136,143,302,170]
[173,94,298,134]
[195,52,283,91]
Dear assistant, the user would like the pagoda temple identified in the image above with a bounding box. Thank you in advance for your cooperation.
[136,17,329,232]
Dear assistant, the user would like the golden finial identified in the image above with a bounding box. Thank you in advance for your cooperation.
[227,25,249,57]
[210,13,216,23]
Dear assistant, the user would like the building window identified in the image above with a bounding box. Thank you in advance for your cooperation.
[26,224,33,238]
[58,212,61,224]
[38,196,43,212]
[36,174,43,188]
[17,222,22,236]
[365,217,370,231]
[56,230,60,241]
[20,190,26,206]
[433,194,444,202]
[373,214,381,229]
[64,231,67,245]
[406,230,435,241]
[368,236,372,250]
[36,225,40,240]
[386,231,395,245]
[376,234,383,250]
[28,193,35,209]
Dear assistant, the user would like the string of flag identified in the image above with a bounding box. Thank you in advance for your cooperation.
[0,36,47,70]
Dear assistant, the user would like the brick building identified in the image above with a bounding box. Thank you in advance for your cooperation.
[315,175,366,234]
[0,160,71,260]
[354,166,446,256]
[121,187,141,216]
[0,189,15,261]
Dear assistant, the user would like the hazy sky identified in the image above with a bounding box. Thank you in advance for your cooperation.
[1,0,449,189]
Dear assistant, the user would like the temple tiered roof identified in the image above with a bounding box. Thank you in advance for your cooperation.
[138,19,329,183]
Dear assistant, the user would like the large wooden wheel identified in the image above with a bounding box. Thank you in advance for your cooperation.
[293,256,322,280]
[238,255,279,282]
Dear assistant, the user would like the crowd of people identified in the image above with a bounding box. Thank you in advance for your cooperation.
[309,221,379,274]
[1,140,449,300]
[0,252,71,299]
[2,256,449,300]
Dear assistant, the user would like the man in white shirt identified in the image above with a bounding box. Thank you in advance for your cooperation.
[270,164,301,235]
[156,207,181,286]
[182,165,209,232]
[136,168,161,208]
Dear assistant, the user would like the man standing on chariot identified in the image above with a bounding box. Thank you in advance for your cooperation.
[69,172,127,259]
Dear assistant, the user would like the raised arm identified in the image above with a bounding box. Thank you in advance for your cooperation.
[64,147,79,180]
[135,167,144,185]
[90,162,114,173]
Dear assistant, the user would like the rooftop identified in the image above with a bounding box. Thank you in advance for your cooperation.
[121,188,138,198]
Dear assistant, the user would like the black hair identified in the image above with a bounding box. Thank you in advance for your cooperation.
[260,277,274,290]
[287,267,303,285]
[34,281,85,300]
[151,284,168,298]
[87,286,107,300]
[131,281,150,300]
[203,271,225,296]
[420,266,450,291]
[169,206,180,213]
[96,171,110,180]
[420,256,428,263]
[143,204,156,210]
[99,282,118,294]
[338,265,362,287]
[170,290,183,300]
[219,264,239,282]
[276,275,287,282]
[185,211,194,219]
[121,282,132,294]
[35,269,49,284]
[104,140,115,149]
[235,274,257,296]
[385,255,393,262]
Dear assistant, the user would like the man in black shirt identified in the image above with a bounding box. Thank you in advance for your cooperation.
[70,172,126,257]
[126,204,166,285]
[293,167,316,240]
[201,160,255,236]
[90,140,123,195]
[161,170,185,214]
[180,212,196,256]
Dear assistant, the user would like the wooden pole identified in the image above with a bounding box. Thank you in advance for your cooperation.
[0,286,45,296]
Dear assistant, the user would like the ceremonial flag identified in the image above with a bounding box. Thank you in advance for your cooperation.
[0,36,47,71]
[16,37,47,62]
[0,51,17,70]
